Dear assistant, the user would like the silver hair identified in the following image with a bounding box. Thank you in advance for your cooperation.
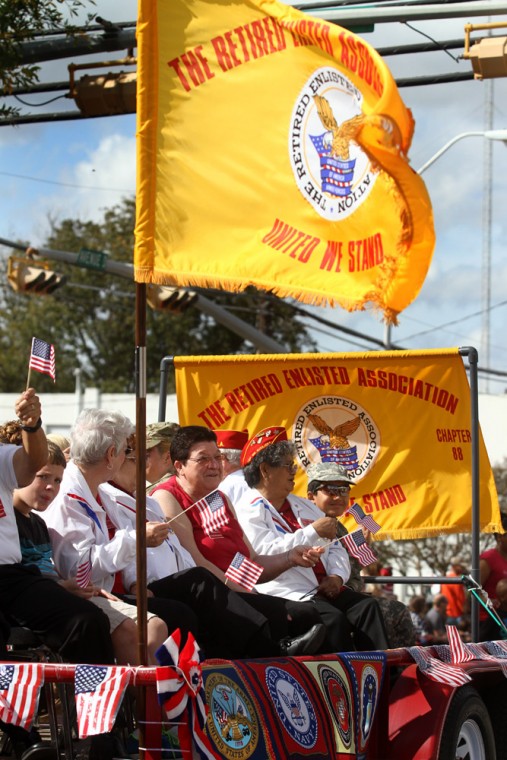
[220,448,242,467]
[70,409,134,465]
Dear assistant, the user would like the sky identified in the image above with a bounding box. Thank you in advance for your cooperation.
[1,0,507,394]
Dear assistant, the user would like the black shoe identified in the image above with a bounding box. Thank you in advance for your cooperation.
[279,623,326,657]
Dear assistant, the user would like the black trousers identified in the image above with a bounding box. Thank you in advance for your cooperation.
[0,564,115,664]
[148,567,323,658]
[314,588,389,652]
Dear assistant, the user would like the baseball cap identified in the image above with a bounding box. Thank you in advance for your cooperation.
[145,421,180,450]
[306,462,355,486]
[215,429,249,451]
[241,426,287,467]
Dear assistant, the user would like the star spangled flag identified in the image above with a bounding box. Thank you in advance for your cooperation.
[408,646,471,687]
[484,640,507,658]
[225,552,263,591]
[341,529,377,567]
[194,490,229,536]
[29,337,55,382]
[75,550,92,589]
[465,641,507,675]
[446,625,474,663]
[74,664,130,738]
[346,503,381,534]
[0,663,44,729]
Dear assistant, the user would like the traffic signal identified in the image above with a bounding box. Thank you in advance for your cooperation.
[464,24,507,79]
[7,256,67,295]
[71,71,137,116]
[146,284,198,314]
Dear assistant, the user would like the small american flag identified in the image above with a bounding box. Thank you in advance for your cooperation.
[225,552,263,591]
[346,503,381,534]
[0,663,44,729]
[75,550,92,589]
[408,646,471,687]
[446,625,474,663]
[29,337,56,382]
[75,664,130,737]
[341,529,377,567]
[194,490,229,536]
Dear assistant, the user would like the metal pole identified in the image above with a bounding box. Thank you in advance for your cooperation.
[135,282,148,759]
[481,80,494,393]
[158,357,174,422]
[460,346,480,642]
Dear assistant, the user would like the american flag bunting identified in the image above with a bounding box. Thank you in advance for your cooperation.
[29,337,56,382]
[194,490,229,536]
[0,663,44,729]
[346,503,381,534]
[341,529,377,567]
[408,646,471,686]
[225,552,263,591]
[446,625,474,663]
[75,664,130,737]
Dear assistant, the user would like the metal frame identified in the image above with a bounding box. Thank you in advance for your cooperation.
[159,346,484,640]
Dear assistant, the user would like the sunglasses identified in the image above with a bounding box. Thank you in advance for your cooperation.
[316,484,351,497]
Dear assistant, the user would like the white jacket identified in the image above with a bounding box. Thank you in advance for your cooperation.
[99,483,195,591]
[42,461,137,591]
[235,488,350,600]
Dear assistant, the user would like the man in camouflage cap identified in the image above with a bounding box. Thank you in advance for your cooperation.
[306,462,355,491]
[306,461,415,648]
[146,421,180,493]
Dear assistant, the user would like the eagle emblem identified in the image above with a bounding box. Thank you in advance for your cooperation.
[308,413,361,449]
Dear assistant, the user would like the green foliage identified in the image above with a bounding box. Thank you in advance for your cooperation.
[0,0,95,118]
[0,197,316,394]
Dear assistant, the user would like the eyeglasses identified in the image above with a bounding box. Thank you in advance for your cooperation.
[277,462,298,475]
[316,485,351,497]
[187,455,223,467]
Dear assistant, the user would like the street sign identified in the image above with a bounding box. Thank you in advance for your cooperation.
[77,248,108,270]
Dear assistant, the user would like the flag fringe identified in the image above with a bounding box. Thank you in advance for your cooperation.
[134,267,401,325]
[376,521,503,541]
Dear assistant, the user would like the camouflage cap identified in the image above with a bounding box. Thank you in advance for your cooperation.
[145,421,180,449]
[306,462,355,485]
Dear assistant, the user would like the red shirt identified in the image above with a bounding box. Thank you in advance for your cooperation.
[152,476,251,572]
[480,546,507,620]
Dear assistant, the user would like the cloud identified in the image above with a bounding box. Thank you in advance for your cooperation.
[28,129,136,242]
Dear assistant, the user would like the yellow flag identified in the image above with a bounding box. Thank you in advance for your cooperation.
[174,350,500,540]
[135,0,435,322]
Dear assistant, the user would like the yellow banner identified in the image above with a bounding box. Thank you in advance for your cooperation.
[135,0,435,322]
[174,350,500,540]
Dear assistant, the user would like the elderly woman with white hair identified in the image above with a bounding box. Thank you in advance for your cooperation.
[42,409,199,666]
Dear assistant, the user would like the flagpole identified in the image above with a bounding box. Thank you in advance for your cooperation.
[26,338,34,389]
[135,281,148,760]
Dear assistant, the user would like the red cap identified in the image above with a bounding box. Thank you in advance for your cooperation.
[240,426,288,467]
[214,429,249,451]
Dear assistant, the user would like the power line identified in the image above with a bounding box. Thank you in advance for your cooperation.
[0,170,130,192]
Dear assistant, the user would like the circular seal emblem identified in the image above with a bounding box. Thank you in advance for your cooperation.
[360,665,379,744]
[318,665,352,749]
[288,66,377,221]
[205,673,259,759]
[293,395,380,481]
[265,666,318,748]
